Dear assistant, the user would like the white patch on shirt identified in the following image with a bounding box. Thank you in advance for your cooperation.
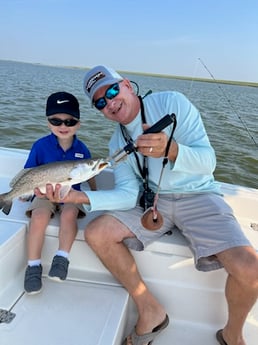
[75,153,84,158]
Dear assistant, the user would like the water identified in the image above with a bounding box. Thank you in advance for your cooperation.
[0,60,257,189]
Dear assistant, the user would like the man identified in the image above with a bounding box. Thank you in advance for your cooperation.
[36,66,258,345]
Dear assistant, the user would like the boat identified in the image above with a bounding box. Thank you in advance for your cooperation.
[0,146,257,345]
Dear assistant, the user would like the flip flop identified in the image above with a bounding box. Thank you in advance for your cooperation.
[122,314,169,345]
[216,329,228,345]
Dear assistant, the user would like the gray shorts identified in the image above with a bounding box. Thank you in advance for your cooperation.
[107,193,251,272]
[26,197,86,219]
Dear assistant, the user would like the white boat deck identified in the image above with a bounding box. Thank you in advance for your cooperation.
[1,279,128,345]
[0,147,258,345]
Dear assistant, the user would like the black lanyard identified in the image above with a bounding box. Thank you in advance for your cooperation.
[120,96,149,188]
[120,96,177,192]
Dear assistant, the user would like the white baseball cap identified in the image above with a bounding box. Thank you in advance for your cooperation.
[83,65,123,101]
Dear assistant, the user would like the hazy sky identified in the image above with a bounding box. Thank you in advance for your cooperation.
[0,0,257,82]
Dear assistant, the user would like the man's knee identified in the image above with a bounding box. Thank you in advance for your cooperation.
[84,219,104,244]
[230,248,257,287]
[84,214,131,245]
[84,215,115,243]
[218,246,258,285]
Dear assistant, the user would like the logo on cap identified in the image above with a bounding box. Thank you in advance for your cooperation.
[57,100,70,104]
[86,71,105,93]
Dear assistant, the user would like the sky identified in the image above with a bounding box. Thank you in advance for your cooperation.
[0,0,258,83]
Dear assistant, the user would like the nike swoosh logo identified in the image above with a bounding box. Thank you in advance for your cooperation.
[57,100,69,104]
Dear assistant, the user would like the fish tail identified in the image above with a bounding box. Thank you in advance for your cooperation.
[0,194,12,215]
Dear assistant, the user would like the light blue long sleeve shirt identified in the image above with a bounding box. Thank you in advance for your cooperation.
[85,91,221,211]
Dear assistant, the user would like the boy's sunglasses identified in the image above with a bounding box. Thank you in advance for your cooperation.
[93,83,120,110]
[48,118,79,127]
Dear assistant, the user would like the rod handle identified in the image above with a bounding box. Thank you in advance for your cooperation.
[143,113,176,134]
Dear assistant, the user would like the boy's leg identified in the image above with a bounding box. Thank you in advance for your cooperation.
[25,201,52,294]
[48,204,79,281]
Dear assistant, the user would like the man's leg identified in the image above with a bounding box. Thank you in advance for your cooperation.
[217,246,258,345]
[84,214,167,338]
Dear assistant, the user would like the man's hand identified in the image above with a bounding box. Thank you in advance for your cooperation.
[34,184,90,204]
[136,124,177,161]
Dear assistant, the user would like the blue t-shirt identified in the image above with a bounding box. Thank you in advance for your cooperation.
[24,133,91,191]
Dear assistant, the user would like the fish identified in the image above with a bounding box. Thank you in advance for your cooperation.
[0,158,109,215]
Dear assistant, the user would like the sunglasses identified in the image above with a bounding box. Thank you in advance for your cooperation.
[93,83,120,110]
[48,118,79,127]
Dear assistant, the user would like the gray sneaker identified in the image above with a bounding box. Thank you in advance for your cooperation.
[48,255,69,282]
[24,264,42,295]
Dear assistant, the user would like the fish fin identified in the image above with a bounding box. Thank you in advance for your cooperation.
[19,194,34,202]
[9,168,33,188]
[59,185,71,200]
[0,196,12,215]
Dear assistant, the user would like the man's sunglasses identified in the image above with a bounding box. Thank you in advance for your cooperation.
[48,118,79,127]
[93,83,120,110]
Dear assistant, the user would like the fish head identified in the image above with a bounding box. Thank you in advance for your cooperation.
[90,158,111,176]
[69,158,110,182]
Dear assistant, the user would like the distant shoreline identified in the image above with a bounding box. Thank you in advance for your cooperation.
[2,59,258,88]
[118,70,258,88]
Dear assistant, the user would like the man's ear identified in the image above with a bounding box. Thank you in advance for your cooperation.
[123,79,135,94]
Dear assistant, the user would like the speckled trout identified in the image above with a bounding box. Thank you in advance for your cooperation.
[0,158,109,215]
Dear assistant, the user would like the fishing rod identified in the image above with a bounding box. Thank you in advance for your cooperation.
[198,58,258,147]
[109,113,176,165]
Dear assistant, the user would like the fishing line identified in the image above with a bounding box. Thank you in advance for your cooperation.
[198,58,258,147]
[188,58,200,97]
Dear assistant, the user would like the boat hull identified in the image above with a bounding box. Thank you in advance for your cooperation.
[0,147,257,345]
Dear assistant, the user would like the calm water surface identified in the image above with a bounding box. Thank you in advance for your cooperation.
[0,60,257,188]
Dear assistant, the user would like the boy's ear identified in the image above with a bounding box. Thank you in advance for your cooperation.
[47,118,51,129]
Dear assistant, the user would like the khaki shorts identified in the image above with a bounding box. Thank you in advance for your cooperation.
[106,193,251,272]
[26,197,86,219]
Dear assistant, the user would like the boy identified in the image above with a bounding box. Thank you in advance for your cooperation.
[24,91,96,294]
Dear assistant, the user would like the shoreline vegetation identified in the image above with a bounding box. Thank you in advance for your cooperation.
[3,59,258,88]
[125,71,258,88]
